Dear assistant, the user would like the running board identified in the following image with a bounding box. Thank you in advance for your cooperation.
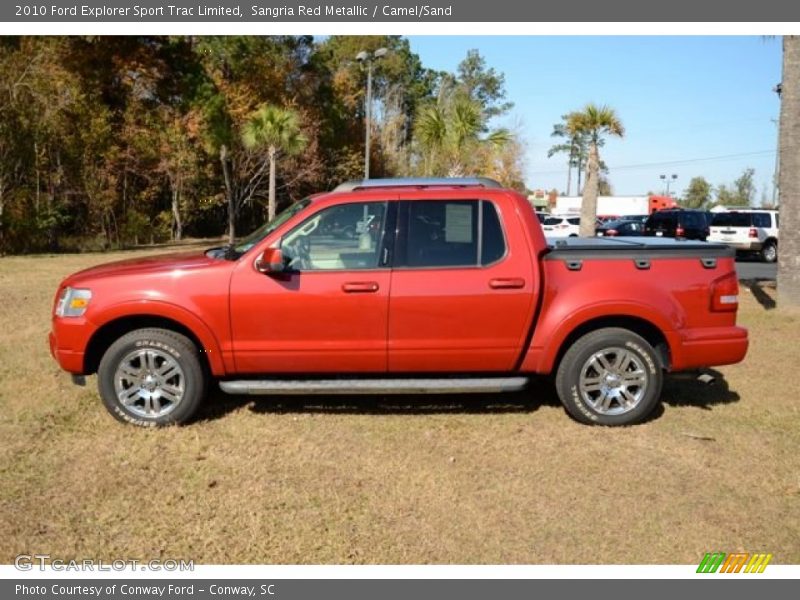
[219,377,528,396]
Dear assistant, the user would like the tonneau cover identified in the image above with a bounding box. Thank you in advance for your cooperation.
[544,236,734,259]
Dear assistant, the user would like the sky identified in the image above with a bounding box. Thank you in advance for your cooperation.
[406,36,782,203]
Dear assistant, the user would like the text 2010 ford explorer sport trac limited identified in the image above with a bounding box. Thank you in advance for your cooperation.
[49,178,748,427]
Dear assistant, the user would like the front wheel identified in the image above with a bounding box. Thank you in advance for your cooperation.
[555,328,663,426]
[97,328,207,427]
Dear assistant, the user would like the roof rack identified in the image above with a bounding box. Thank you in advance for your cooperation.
[333,177,503,192]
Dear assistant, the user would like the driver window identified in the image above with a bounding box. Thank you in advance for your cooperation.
[281,201,387,271]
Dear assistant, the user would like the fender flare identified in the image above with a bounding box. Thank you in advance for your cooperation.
[531,301,677,373]
[88,300,227,375]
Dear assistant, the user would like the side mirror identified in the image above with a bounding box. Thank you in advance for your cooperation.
[256,247,285,274]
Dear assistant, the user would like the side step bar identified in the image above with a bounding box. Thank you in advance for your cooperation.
[219,377,528,396]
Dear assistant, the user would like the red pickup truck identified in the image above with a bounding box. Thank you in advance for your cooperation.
[49,178,748,427]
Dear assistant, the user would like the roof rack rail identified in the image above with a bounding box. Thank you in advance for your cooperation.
[333,177,503,192]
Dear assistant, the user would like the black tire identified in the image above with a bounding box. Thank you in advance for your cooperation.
[97,328,207,427]
[555,327,663,426]
[761,240,777,263]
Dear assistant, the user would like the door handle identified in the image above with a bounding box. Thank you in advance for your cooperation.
[489,278,526,290]
[342,281,380,293]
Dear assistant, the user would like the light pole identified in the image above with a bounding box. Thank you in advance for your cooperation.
[356,47,388,179]
[773,82,782,207]
[660,173,678,196]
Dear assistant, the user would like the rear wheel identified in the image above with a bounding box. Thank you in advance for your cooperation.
[97,328,207,427]
[761,240,777,263]
[555,328,663,426]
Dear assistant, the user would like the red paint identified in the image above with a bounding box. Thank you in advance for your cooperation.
[49,182,747,381]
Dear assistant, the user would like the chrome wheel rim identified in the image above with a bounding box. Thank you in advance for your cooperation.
[578,347,648,416]
[764,245,776,262]
[114,349,185,418]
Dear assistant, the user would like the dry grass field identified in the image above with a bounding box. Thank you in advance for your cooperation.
[0,247,798,564]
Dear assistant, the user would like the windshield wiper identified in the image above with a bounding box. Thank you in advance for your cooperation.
[205,243,240,260]
[222,243,240,261]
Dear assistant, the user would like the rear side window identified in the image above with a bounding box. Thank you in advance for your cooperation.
[712,212,750,227]
[648,212,674,227]
[403,200,506,268]
[481,201,506,264]
[752,212,771,228]
[684,212,703,228]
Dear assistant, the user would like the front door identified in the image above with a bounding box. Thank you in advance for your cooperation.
[229,200,394,374]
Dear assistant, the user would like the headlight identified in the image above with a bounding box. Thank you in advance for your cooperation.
[55,287,92,317]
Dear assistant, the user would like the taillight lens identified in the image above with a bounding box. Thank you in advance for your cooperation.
[749,227,758,238]
[606,229,618,236]
[676,226,685,237]
[710,273,739,312]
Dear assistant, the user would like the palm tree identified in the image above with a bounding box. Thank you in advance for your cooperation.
[778,36,800,307]
[415,90,511,177]
[568,104,625,236]
[547,114,584,196]
[242,104,307,222]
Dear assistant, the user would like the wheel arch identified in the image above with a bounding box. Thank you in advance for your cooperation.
[551,315,670,375]
[84,313,224,377]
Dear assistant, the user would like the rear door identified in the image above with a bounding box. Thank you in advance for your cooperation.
[682,211,708,240]
[645,212,675,237]
[387,197,536,372]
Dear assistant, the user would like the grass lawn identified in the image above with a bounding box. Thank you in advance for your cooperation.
[0,248,798,564]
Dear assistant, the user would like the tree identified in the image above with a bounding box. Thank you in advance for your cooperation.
[778,36,800,307]
[733,168,756,206]
[716,168,755,207]
[598,175,613,196]
[242,104,307,223]
[567,104,625,236]
[413,86,513,178]
[455,49,513,120]
[547,114,583,196]
[315,36,437,179]
[682,176,712,209]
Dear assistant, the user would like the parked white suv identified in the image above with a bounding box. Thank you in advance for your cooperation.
[542,215,580,237]
[708,209,779,263]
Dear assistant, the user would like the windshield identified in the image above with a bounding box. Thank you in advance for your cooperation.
[231,198,313,255]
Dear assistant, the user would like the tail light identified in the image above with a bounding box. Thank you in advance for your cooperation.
[606,229,618,236]
[749,227,758,238]
[676,225,685,237]
[710,272,739,312]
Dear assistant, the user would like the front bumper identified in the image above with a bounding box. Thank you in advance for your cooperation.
[667,326,749,371]
[49,317,93,375]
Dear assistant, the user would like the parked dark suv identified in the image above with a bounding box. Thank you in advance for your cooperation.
[644,209,710,241]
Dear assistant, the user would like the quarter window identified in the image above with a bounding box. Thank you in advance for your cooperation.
[752,213,771,228]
